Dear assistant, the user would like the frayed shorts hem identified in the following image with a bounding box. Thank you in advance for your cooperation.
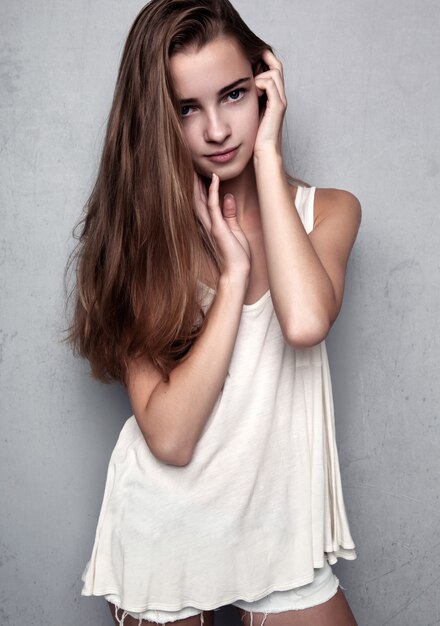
[107,560,341,625]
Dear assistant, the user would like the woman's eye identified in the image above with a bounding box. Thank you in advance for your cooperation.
[180,105,194,117]
[226,89,245,102]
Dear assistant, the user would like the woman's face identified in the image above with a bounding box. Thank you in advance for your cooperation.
[170,36,260,180]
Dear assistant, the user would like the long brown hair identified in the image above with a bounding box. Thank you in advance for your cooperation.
[65,0,275,384]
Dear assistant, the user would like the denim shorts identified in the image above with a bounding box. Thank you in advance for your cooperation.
[108,560,340,625]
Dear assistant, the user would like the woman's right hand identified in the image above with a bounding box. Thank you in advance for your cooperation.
[194,172,251,282]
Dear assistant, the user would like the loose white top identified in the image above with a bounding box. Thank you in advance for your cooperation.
[81,185,357,613]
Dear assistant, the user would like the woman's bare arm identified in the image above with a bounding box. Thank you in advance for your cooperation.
[255,153,361,345]
[127,274,247,467]
[253,50,361,346]
[127,173,250,467]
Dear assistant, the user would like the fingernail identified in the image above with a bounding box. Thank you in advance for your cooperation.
[224,193,234,200]
[212,172,217,181]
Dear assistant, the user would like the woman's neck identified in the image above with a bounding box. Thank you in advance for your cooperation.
[218,160,260,218]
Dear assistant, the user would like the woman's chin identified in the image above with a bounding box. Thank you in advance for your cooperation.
[193,154,254,183]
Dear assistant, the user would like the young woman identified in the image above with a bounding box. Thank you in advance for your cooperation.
[68,0,361,624]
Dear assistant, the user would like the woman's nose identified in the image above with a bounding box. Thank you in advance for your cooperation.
[204,111,231,143]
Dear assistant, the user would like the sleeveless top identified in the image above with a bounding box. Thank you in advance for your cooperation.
[81,185,357,613]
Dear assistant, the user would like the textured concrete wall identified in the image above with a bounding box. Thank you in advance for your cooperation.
[1,1,439,624]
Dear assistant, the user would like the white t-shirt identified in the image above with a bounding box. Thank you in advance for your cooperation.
[81,185,357,613]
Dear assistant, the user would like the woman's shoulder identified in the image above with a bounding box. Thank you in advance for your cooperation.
[287,181,361,223]
[313,186,362,230]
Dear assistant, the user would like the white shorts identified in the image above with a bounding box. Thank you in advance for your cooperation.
[108,560,340,624]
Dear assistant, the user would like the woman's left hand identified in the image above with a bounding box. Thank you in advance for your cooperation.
[253,49,287,158]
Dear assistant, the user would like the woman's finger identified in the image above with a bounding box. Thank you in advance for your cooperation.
[203,179,251,267]
[254,74,287,109]
[208,177,243,238]
[262,48,284,79]
[207,173,225,229]
[208,173,236,230]
[222,193,239,230]
[254,70,287,106]
[221,193,251,262]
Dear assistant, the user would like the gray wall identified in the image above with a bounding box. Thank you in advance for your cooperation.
[1,1,439,624]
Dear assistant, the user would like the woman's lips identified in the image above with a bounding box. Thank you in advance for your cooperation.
[205,146,240,163]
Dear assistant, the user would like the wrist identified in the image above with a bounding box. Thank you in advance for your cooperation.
[253,147,283,168]
[218,270,249,296]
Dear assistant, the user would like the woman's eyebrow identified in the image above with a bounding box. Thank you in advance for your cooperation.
[178,77,251,105]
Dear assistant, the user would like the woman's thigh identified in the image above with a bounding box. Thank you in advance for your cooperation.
[108,602,215,626]
[235,588,357,625]
[233,561,357,626]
